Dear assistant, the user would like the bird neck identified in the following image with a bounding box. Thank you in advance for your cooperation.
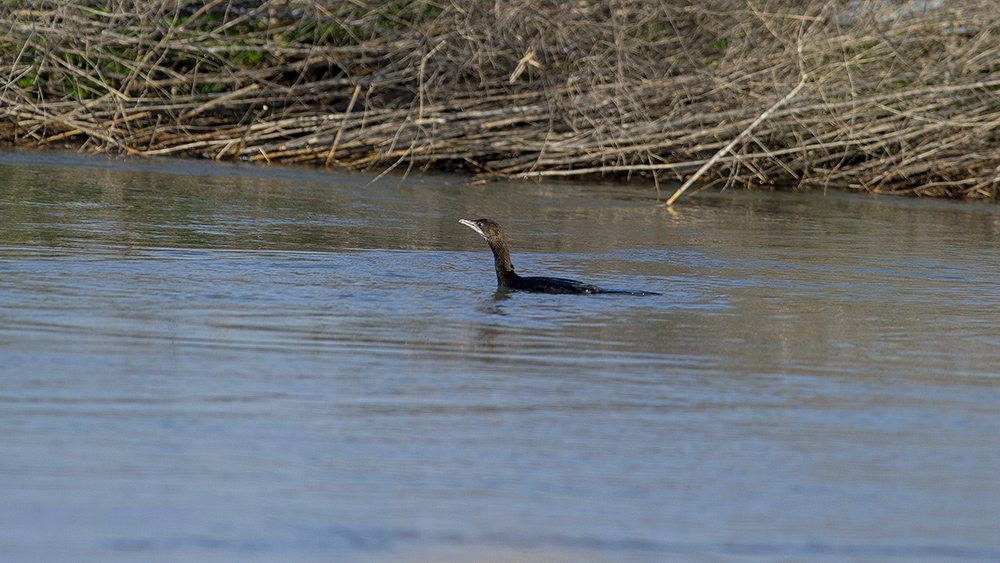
[487,238,518,286]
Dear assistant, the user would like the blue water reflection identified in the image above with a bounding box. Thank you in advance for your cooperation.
[1,149,999,562]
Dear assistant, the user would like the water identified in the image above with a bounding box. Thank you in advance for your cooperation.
[1,149,999,562]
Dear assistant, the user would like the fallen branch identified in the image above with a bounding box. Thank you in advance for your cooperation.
[664,76,808,205]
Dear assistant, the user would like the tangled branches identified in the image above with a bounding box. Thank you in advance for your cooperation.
[3,0,1000,200]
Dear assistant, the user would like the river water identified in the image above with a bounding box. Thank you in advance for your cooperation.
[1,149,999,563]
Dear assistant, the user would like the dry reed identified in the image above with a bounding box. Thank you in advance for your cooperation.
[3,0,1000,200]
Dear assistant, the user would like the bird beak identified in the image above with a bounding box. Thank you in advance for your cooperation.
[459,219,487,240]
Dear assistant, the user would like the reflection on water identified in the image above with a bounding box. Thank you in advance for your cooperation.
[1,149,1000,563]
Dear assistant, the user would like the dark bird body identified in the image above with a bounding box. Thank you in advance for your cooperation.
[459,218,659,295]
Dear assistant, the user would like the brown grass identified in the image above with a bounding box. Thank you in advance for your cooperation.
[3,0,1000,200]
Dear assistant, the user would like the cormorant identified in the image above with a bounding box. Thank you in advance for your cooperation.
[459,218,658,295]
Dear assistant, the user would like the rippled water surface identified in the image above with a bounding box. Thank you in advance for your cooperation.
[2,149,1000,562]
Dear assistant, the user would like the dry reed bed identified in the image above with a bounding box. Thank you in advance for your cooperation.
[3,0,1000,200]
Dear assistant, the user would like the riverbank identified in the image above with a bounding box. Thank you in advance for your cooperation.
[3,0,1000,201]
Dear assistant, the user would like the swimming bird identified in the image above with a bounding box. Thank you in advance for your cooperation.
[459,218,658,295]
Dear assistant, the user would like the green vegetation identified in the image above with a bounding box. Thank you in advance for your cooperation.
[2,0,1000,200]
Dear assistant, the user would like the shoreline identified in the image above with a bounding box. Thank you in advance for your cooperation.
[3,0,1000,201]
